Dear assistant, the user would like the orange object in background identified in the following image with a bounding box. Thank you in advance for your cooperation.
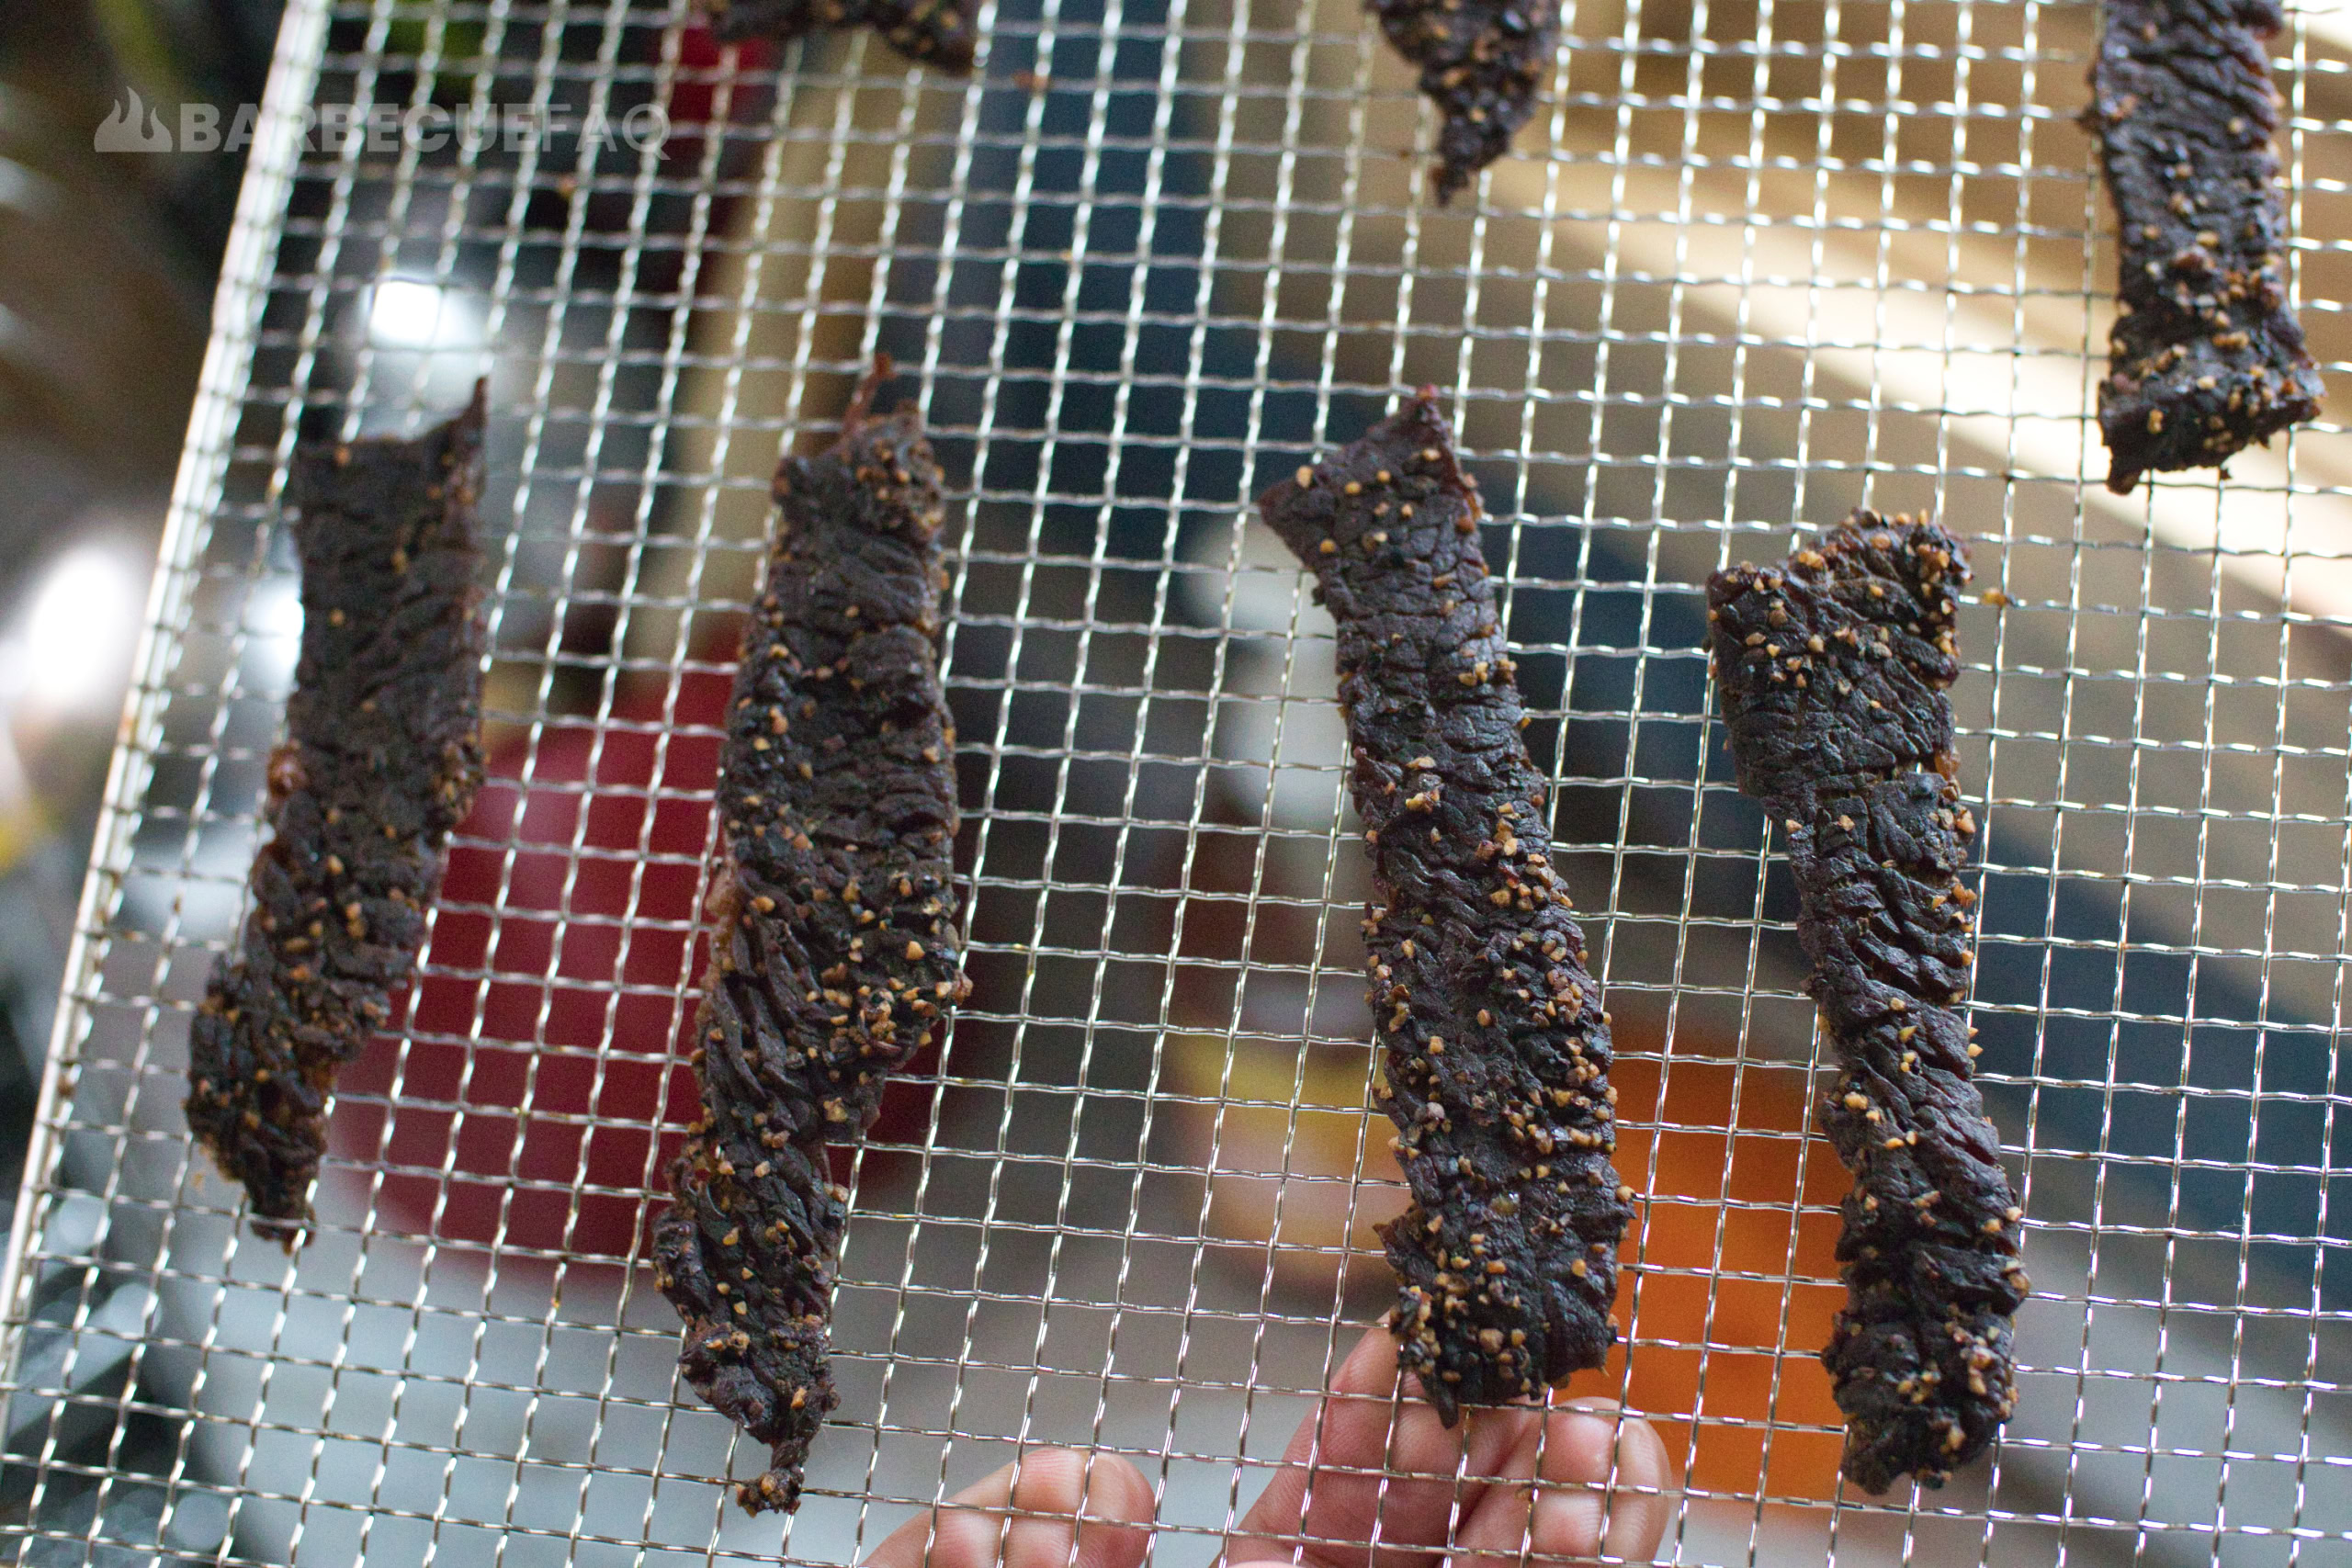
[1176,1004,1859,1504]
[1596,1028,1853,1505]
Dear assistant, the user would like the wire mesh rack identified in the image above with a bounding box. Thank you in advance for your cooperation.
[10,0,2352,1562]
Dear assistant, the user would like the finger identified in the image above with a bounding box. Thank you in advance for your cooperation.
[1224,1326,1543,1568]
[865,1449,1156,1568]
[1450,1402,1677,1568]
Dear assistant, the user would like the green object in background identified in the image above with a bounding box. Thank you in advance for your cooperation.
[387,14,489,69]
[85,0,197,121]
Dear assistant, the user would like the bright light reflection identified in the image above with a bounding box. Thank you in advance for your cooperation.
[360,276,489,418]
[367,282,492,359]
[20,545,142,713]
[240,574,303,695]
[368,277,458,349]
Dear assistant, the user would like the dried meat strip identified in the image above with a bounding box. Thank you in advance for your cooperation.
[1259,394,1631,1422]
[652,361,968,1514]
[702,0,978,71]
[1707,515,2029,1493]
[2087,0,2323,492]
[1372,0,1560,200]
[186,389,490,1243]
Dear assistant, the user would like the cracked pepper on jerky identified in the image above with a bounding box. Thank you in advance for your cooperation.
[185,389,489,1245]
[1707,515,2029,1493]
[2087,0,2323,491]
[653,361,968,1514]
[701,0,978,70]
[1258,394,1631,1422]
[1372,0,1560,199]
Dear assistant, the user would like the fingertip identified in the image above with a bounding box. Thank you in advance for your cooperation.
[1047,1451,1155,1568]
[1450,1401,1677,1568]
[1328,1324,1407,1400]
[1227,1325,1476,1568]
[1087,1450,1159,1531]
[1544,1403,1677,1563]
[1003,1450,1155,1568]
[1273,1325,1426,1478]
[1607,1404,1677,1500]
[865,1449,1155,1568]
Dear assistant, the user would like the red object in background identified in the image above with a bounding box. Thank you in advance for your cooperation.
[658,24,777,172]
[332,626,949,1259]
[331,668,730,1259]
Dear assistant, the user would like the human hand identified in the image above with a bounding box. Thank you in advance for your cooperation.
[863,1446,1153,1568]
[863,1325,1674,1568]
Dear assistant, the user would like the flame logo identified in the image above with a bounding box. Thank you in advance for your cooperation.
[93,87,172,153]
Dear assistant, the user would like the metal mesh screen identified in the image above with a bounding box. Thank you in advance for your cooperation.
[9,0,2352,1562]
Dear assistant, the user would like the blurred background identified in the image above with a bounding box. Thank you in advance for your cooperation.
[0,0,290,1237]
[6,1,2352,1563]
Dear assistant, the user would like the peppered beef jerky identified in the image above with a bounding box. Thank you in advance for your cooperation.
[1258,394,1631,1423]
[1706,515,2029,1493]
[652,361,968,1515]
[1373,0,1559,199]
[2087,0,2323,492]
[185,389,489,1244]
[701,0,977,70]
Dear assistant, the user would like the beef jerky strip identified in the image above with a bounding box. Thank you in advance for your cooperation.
[185,388,489,1244]
[1258,394,1631,1422]
[1706,514,2029,1492]
[653,360,968,1514]
[701,0,977,71]
[2087,0,2323,492]
[1372,0,1560,200]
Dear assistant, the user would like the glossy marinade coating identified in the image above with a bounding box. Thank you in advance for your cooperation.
[1707,515,2029,1493]
[702,0,978,70]
[2088,0,2323,491]
[185,389,489,1244]
[1259,394,1631,1423]
[1372,0,1560,200]
[653,363,967,1514]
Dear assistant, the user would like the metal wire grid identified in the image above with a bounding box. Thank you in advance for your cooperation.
[9,0,2352,1562]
